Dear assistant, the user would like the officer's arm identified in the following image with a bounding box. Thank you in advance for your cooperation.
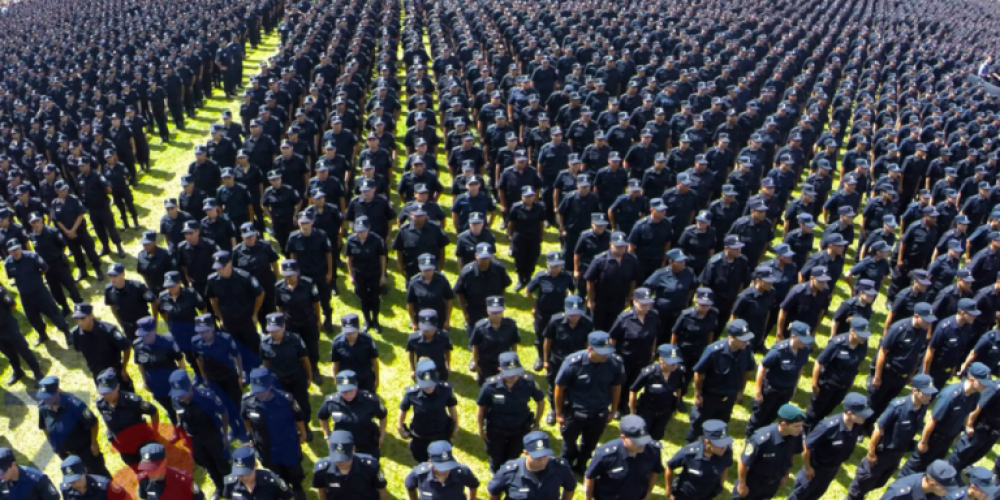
[610,384,621,417]
[397,408,409,435]
[918,415,937,450]
[966,402,982,434]
[923,343,936,375]
[896,242,906,267]
[584,476,596,500]
[960,348,978,376]
[253,290,264,319]
[776,308,788,340]
[873,346,888,385]
[867,424,884,460]
[316,487,328,500]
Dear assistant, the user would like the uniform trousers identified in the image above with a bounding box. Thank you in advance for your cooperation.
[354,272,382,325]
[946,425,1000,472]
[899,431,958,476]
[304,272,333,319]
[592,299,627,332]
[732,473,782,500]
[289,318,321,369]
[89,208,122,249]
[22,288,69,341]
[152,108,171,141]
[45,262,82,311]
[205,374,249,440]
[259,455,306,500]
[746,383,795,437]
[560,410,608,472]
[847,450,906,500]
[636,402,676,441]
[533,311,555,360]
[225,316,262,373]
[805,379,851,432]
[485,424,530,472]
[277,375,312,427]
[788,463,840,500]
[0,331,42,377]
[168,101,185,131]
[865,366,909,435]
[65,229,102,276]
[620,357,647,414]
[112,187,139,225]
[512,234,541,284]
[272,221,294,257]
[686,392,738,442]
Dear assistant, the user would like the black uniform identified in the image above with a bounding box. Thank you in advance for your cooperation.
[241,390,307,492]
[104,279,156,340]
[4,250,70,341]
[330,332,380,393]
[29,224,82,312]
[400,381,458,462]
[69,320,132,391]
[95,391,159,465]
[232,239,281,329]
[50,194,102,277]
[453,260,513,329]
[0,286,43,380]
[274,277,321,368]
[316,390,387,458]
[735,424,803,500]
[205,267,264,373]
[76,169,121,252]
[38,392,110,477]
[345,232,388,326]
[805,333,868,430]
[554,350,626,472]
[172,384,231,492]
[286,228,335,321]
[477,374,544,472]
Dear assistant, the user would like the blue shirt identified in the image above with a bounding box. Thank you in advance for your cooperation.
[192,331,240,379]
[666,441,732,497]
[876,396,929,452]
[486,456,576,500]
[879,473,931,500]
[404,463,480,500]
[874,319,930,374]
[740,424,802,478]
[643,266,697,312]
[693,339,756,397]
[805,414,863,467]
[585,438,665,500]
[760,339,811,390]
[930,382,981,438]
[970,330,1000,372]
[0,466,59,500]
[554,350,626,413]
[815,333,868,387]
[928,316,972,372]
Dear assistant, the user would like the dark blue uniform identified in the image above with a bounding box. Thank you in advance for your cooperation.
[171,386,230,492]
[477,374,544,471]
[486,455,576,500]
[60,474,120,500]
[132,334,183,423]
[789,414,864,500]
[666,440,733,500]
[735,424,803,500]
[899,382,981,475]
[4,250,69,341]
[746,339,811,436]
[311,454,386,500]
[316,390,387,458]
[848,395,929,500]
[554,350,626,471]
[527,270,575,360]
[946,381,1000,472]
[1,466,61,500]
[400,381,458,462]
[241,390,307,488]
[38,392,109,477]
[585,438,665,500]
[806,333,868,429]
[330,332,379,392]
[404,462,480,500]
[867,319,930,432]
[925,316,972,389]
[630,362,683,440]
[644,266,697,342]
[686,339,756,442]
[221,469,294,500]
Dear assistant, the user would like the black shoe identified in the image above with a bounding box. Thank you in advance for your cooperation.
[75,272,90,282]
[133,218,140,227]
[31,373,43,387]
[123,221,130,229]
[533,358,543,371]
[99,248,112,257]
[372,322,382,333]
[546,412,555,425]
[312,369,322,385]
[613,411,622,421]
[33,335,49,347]
[95,272,105,281]
[677,399,687,413]
[118,250,127,259]
[210,492,221,500]
[323,317,334,334]
[6,372,24,386]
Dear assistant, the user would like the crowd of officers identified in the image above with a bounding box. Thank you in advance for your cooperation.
[7,0,1000,495]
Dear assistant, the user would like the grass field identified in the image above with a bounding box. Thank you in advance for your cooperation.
[0,17,994,500]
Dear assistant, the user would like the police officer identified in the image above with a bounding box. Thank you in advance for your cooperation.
[69,303,133,392]
[776,267,834,342]
[508,185,546,289]
[274,261,321,377]
[222,447,294,500]
[345,217,389,331]
[805,317,871,431]
[554,331,625,473]
[0,282,43,385]
[263,171,302,255]
[477,352,545,472]
[286,210,335,332]
[4,239,71,344]
[405,440,480,500]
[74,157,125,258]
[585,232,642,331]
[346,179,396,243]
[136,231,176,295]
[160,198,195,253]
[405,256,454,331]
[867,302,936,434]
[629,344,683,440]
[685,320,756,442]
[947,366,1000,472]
[317,370,388,458]
[628,198,673,283]
[584,415,663,500]
[847,375,937,500]
[0,448,60,500]
[789,393,872,500]
[398,359,459,463]
[156,271,205,377]
[454,243,512,331]
[131,317,184,425]
[232,223,281,328]
[485,431,576,500]
[36,376,110,477]
[167,370,230,495]
[104,263,157,340]
[671,289,719,399]
[899,363,991,476]
[191,314,247,441]
[734,404,805,500]
[526,251,575,368]
[50,180,104,281]
[745,321,814,436]
[205,250,265,373]
[573,214,611,303]
[242,368,307,500]
[59,455,123,500]
[93,368,160,469]
[456,213,496,268]
[644,249,698,344]
[311,431,387,500]
[136,443,206,500]
[699,236,751,337]
[876,460,956,500]
[608,288,660,416]
[470,297,520,385]
[891,206,939,301]
[541,296,594,425]
[261,312,313,441]
[28,212,82,316]
[727,201,773,267]
[950,466,1000,500]
[331,314,380,393]
[664,420,733,500]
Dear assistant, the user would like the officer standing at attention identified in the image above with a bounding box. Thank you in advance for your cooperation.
[398,359,460,463]
[345,217,389,332]
[393,204,450,282]
[846,375,937,500]
[317,370,388,458]
[131,317,184,426]
[685,320,756,442]
[455,213,496,269]
[136,443,206,500]
[628,198,673,283]
[584,232,642,331]
[232,223,282,328]
[734,404,806,500]
[584,415,664,500]
[311,431,388,500]
[222,447,294,500]
[508,185,546,290]
[59,455,124,500]
[899,362,991,476]
[274,261,322,379]
[609,288,661,416]
[28,212,82,316]
[36,376,111,477]
[405,255,454,331]
[923,298,980,389]
[663,420,733,500]
[74,157,126,258]
[69,303,133,392]
[788,393,872,500]
[136,231,176,295]
[242,367,308,500]
[454,243,512,332]
[554,331,626,474]
[867,302,936,434]
[406,310,453,380]
[0,448,60,500]
[526,251,574,369]
[477,352,545,472]
[156,271,206,376]
[643,249,697,344]
[205,250,265,374]
[875,460,956,500]
[191,314,247,441]
[260,312,313,441]
[0,282,44,385]
[405,440,480,500]
[946,366,1000,471]
[541,296,594,424]
[93,368,160,470]
[286,210,335,332]
[573,214,611,303]
[104,263,158,340]
[745,321,814,437]
[470,297,521,385]
[330,313,380,393]
[50,180,104,281]
[167,370,231,495]
[805,317,871,431]
[629,344,683,441]
[178,221,219,295]
[4,239,71,345]
[263,171,302,256]
[670,290,720,399]
[485,431,576,500]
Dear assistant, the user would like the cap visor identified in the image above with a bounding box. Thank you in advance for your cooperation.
[728,242,745,249]
[281,269,297,276]
[916,279,931,286]
[71,312,88,319]
[547,259,565,266]
[137,461,163,471]
[919,385,939,395]
[329,451,352,462]
[565,307,585,315]
[141,238,156,245]
[487,306,505,313]
[36,390,55,400]
[432,461,459,472]
[196,326,213,333]
[695,298,714,306]
[815,275,832,282]
[662,356,682,365]
[342,327,359,334]
[250,383,269,394]
[97,383,117,395]
[231,465,254,476]
[635,298,654,305]
[612,241,628,247]
[965,309,982,316]
[266,324,282,332]
[920,313,938,322]
[417,379,437,389]
[709,436,734,447]
[855,408,874,419]
[501,367,525,377]
[475,252,492,258]
[630,435,652,446]
[854,329,872,338]
[418,264,436,271]
[735,333,755,342]
[336,383,357,393]
[526,448,554,458]
[593,346,615,355]
[212,262,225,270]
[169,387,190,397]
[62,473,83,484]
[761,276,778,283]
[794,334,815,344]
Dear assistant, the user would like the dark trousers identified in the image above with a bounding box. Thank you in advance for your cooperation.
[947,426,1000,471]
[533,311,554,360]
[0,331,42,377]
[788,463,839,500]
[887,264,915,303]
[152,108,170,141]
[746,383,795,437]
[152,394,179,425]
[732,473,782,500]
[865,367,909,435]
[354,272,382,325]
[805,379,851,432]
[713,297,736,338]
[272,221,294,256]
[112,188,138,225]
[485,425,529,472]
[512,234,541,284]
[45,263,82,311]
[57,446,110,477]
[545,359,563,407]
[638,258,662,285]
[928,364,956,391]
[899,431,957,476]
[168,100,186,130]
[206,374,248,440]
[636,405,675,441]
[66,229,102,276]
[592,299,627,332]
[409,433,451,463]
[277,375,312,427]
[22,288,69,340]
[560,411,608,471]
[847,450,906,500]
[677,345,705,397]
[289,319,320,368]
[686,392,738,442]
[260,458,305,500]
[304,272,333,318]
[256,276,277,328]
[226,317,262,373]
[620,358,647,414]
[89,208,122,249]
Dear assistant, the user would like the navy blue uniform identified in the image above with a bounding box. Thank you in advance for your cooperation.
[900,382,981,475]
[666,440,733,500]
[630,363,682,440]
[486,455,576,500]
[311,454,386,500]
[404,462,479,500]
[555,350,626,471]
[1,466,61,500]
[316,390,387,458]
[585,438,664,500]
[735,424,802,500]
[806,334,868,429]
[867,319,930,433]
[686,339,756,442]
[746,340,811,436]
[400,382,458,462]
[477,374,544,471]
[789,414,864,500]
[848,395,929,500]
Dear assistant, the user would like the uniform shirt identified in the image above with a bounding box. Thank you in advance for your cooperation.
[216,183,254,223]
[70,320,130,376]
[275,277,320,324]
[693,339,757,397]
[172,386,227,438]
[727,216,773,263]
[805,414,864,467]
[740,424,803,479]
[156,288,205,343]
[404,463,479,500]
[470,317,520,375]
[930,382,981,438]
[850,257,892,290]
[133,334,183,388]
[4,251,48,294]
[405,272,454,322]
[891,286,931,319]
[204,268,264,319]
[526,271,574,316]
[486,456,576,500]
[780,283,832,330]
[95,391,158,443]
[878,473,930,500]
[574,230,611,273]
[400,382,458,437]
[37,392,98,452]
[345,232,388,276]
[585,438,664,500]
[509,202,545,240]
[900,221,938,266]
[453,261,513,314]
[628,217,672,262]
[542,314,594,363]
[874,319,930,375]
[159,212,195,252]
[232,240,281,284]
[221,470,293,500]
[261,332,308,380]
[452,192,496,232]
[104,279,156,323]
[330,333,379,384]
[477,374,544,432]
[732,286,776,340]
[178,237,219,286]
[555,350,626,413]
[1,466,60,500]
[60,474,120,500]
[193,331,240,380]
[345,196,396,239]
[666,441,733,498]
[137,246,176,293]
[262,185,300,224]
[584,251,642,302]
[241,390,305,462]
[392,222,450,272]
[631,363,682,413]
[643,266,697,312]
[969,330,1000,373]
[699,253,751,301]
[831,296,874,334]
[671,307,720,353]
[609,309,660,361]
[406,330,453,375]
[558,192,601,235]
[815,333,867,387]
[311,455,386,500]
[138,467,204,500]
[0,286,20,337]
[316,389,387,448]
[28,225,69,269]
[760,339,811,390]
[927,316,972,373]
[875,396,928,452]
[286,229,333,276]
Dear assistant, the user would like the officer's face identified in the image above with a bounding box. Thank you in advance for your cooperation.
[110,274,126,287]
[926,478,948,497]
[0,464,17,481]
[781,421,804,436]
[525,453,549,469]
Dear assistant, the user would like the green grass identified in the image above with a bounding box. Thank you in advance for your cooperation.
[0,21,995,500]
